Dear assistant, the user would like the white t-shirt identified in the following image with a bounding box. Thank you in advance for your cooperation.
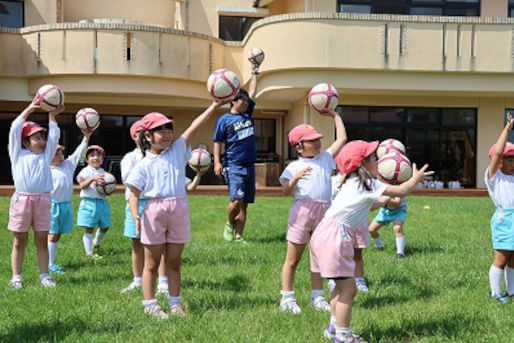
[484,168,514,209]
[120,148,144,201]
[279,150,335,201]
[8,117,60,193]
[331,173,343,200]
[51,142,87,202]
[125,137,191,198]
[76,165,107,199]
[324,175,388,228]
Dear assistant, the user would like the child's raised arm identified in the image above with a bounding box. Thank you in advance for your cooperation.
[488,113,513,179]
[326,110,347,156]
[384,164,433,198]
[248,63,259,100]
[182,101,225,144]
[69,130,92,167]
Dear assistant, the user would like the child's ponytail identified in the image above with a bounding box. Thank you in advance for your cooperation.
[138,131,150,156]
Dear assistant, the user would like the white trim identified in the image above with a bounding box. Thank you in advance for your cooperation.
[217,6,269,17]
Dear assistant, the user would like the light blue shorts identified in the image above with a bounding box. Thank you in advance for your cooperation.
[124,199,148,239]
[50,201,73,235]
[77,198,111,229]
[491,208,514,251]
[373,207,407,226]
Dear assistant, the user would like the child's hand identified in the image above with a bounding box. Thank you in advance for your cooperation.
[214,162,223,178]
[49,104,65,116]
[411,163,434,184]
[28,97,42,111]
[506,112,513,131]
[325,109,338,117]
[134,215,141,235]
[92,173,105,183]
[294,167,312,181]
[213,99,230,108]
[251,63,260,74]
[81,129,93,139]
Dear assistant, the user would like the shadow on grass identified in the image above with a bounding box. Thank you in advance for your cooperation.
[188,293,276,313]
[249,232,286,244]
[183,274,251,292]
[404,242,444,256]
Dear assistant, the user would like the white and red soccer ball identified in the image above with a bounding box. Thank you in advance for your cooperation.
[376,139,406,159]
[308,83,339,114]
[188,148,211,173]
[96,172,117,196]
[377,152,412,185]
[207,68,240,101]
[248,47,265,65]
[76,108,100,132]
[36,84,65,112]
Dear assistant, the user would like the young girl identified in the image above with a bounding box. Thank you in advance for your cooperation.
[485,113,514,304]
[126,103,223,319]
[310,140,432,342]
[76,145,111,258]
[7,98,63,289]
[48,129,92,273]
[368,196,408,259]
[279,113,346,314]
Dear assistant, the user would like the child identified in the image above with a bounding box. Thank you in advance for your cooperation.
[126,103,223,319]
[485,113,514,304]
[7,98,63,289]
[310,140,432,342]
[278,113,346,314]
[48,129,92,273]
[213,61,260,242]
[368,196,408,259]
[76,145,111,258]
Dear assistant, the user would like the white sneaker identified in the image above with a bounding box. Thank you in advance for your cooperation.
[355,279,369,293]
[41,275,56,288]
[310,296,331,312]
[279,298,302,314]
[156,284,169,296]
[169,304,186,317]
[120,281,141,293]
[9,279,23,290]
[144,304,168,320]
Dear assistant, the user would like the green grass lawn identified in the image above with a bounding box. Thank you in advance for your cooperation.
[0,194,512,342]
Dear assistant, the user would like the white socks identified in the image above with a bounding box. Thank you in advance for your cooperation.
[311,289,324,300]
[48,242,58,266]
[489,265,504,297]
[168,295,181,307]
[93,230,106,246]
[505,266,514,295]
[280,290,295,300]
[158,276,168,288]
[134,276,142,287]
[374,236,383,249]
[83,233,93,255]
[396,236,405,255]
[142,299,157,308]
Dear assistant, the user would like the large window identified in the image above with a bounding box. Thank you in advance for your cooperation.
[338,106,477,187]
[504,110,514,142]
[337,0,480,16]
[219,16,261,41]
[255,118,278,162]
[0,0,23,28]
[509,1,514,17]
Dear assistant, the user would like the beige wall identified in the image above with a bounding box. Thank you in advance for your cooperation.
[481,0,508,18]
[25,0,58,26]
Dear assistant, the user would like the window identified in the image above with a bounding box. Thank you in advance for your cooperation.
[509,0,514,17]
[337,0,480,16]
[504,110,514,142]
[339,105,477,187]
[255,118,278,162]
[0,0,23,28]
[219,16,261,41]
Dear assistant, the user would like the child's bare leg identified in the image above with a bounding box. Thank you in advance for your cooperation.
[165,243,184,297]
[393,220,405,256]
[34,231,49,274]
[12,232,29,276]
[368,221,385,249]
[281,242,306,291]
[334,278,357,327]
[142,244,164,300]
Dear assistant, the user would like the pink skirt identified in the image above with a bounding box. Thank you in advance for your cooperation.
[287,199,329,244]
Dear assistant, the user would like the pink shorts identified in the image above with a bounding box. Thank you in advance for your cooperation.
[287,200,329,244]
[141,196,190,245]
[310,218,355,278]
[8,192,51,233]
[351,218,369,249]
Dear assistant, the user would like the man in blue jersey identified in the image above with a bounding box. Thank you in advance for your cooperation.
[213,63,260,242]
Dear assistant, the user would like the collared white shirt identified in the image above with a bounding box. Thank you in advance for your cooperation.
[120,148,144,201]
[51,142,87,202]
[76,165,107,199]
[485,168,514,209]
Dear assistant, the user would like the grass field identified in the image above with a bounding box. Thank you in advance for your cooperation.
[0,194,512,342]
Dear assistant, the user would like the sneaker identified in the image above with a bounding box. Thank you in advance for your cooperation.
[223,224,235,242]
[120,282,141,293]
[86,252,102,260]
[169,304,186,317]
[355,279,369,293]
[375,245,384,251]
[9,279,23,290]
[234,237,248,244]
[156,284,169,296]
[311,296,331,312]
[334,334,367,343]
[324,323,336,339]
[144,304,169,320]
[493,292,509,304]
[396,253,405,259]
[49,264,65,274]
[279,298,302,314]
[41,275,56,288]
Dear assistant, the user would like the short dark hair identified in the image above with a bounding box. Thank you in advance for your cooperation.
[231,89,250,107]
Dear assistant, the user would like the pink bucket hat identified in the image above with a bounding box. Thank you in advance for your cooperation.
[288,124,324,146]
[21,121,46,140]
[488,142,514,159]
[129,120,144,140]
[335,140,379,175]
[141,112,172,131]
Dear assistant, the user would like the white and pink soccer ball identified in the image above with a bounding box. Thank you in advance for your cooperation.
[377,152,412,185]
[308,83,339,115]
[96,172,117,196]
[76,108,100,132]
[376,139,406,159]
[248,47,265,65]
[188,148,211,173]
[36,84,65,112]
[206,68,240,101]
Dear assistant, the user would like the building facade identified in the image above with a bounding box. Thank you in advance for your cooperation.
[1,0,514,187]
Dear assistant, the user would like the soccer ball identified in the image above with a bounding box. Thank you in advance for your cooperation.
[36,84,65,112]
[206,68,240,101]
[376,139,406,159]
[96,172,117,196]
[248,47,265,65]
[308,83,339,114]
[76,108,100,132]
[188,148,211,173]
[377,152,412,185]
